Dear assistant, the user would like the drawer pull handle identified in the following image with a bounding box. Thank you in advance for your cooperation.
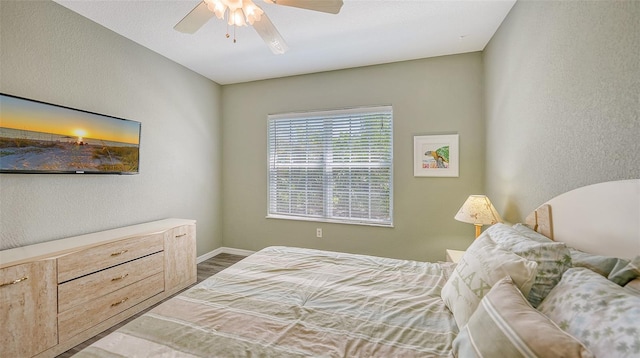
[111,273,129,282]
[111,250,128,257]
[0,276,28,287]
[175,233,187,238]
[111,297,129,307]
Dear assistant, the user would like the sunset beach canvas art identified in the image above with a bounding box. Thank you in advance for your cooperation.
[0,94,140,174]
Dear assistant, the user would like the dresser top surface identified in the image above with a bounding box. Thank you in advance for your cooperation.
[0,218,195,268]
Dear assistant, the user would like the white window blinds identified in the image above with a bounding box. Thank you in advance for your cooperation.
[268,106,393,226]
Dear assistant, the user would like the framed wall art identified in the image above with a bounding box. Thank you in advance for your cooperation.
[413,134,459,177]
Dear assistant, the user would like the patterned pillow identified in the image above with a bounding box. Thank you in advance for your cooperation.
[538,267,640,358]
[512,223,553,243]
[513,222,626,279]
[453,277,593,358]
[486,223,572,307]
[608,256,640,286]
[569,248,620,277]
[441,234,537,329]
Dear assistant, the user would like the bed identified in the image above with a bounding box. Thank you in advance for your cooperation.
[75,180,640,357]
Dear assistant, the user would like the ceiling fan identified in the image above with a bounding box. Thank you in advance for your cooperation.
[174,0,344,54]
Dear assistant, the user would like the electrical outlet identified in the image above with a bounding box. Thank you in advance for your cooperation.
[316,228,322,238]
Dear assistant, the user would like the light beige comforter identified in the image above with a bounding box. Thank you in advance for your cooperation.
[76,246,458,357]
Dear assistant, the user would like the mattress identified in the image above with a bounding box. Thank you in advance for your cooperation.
[76,246,458,357]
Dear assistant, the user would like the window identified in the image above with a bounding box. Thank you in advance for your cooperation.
[268,106,393,226]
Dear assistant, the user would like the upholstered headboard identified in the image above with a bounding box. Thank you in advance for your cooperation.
[525,179,640,259]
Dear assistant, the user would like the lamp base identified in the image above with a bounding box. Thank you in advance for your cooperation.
[474,224,483,238]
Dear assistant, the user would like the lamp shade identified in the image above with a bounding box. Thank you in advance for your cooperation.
[454,195,503,226]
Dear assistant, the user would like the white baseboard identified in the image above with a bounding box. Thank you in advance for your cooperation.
[197,247,255,263]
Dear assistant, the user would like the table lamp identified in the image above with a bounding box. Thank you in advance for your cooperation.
[454,195,503,238]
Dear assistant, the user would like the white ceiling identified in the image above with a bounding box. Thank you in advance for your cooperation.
[53,0,516,85]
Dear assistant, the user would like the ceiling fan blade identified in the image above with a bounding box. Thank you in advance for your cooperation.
[252,13,289,54]
[265,0,343,14]
[174,1,215,34]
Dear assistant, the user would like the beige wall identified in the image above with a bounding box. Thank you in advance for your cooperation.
[0,1,223,255]
[222,54,485,262]
[6,1,633,262]
[483,0,640,223]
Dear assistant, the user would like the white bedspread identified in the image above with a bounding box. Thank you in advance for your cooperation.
[76,246,458,357]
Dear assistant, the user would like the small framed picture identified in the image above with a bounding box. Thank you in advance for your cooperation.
[413,134,459,177]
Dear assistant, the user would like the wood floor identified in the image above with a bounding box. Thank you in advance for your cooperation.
[56,253,246,357]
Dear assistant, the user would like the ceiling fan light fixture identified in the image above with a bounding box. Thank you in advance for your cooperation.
[243,0,264,25]
[228,8,247,26]
[205,0,227,19]
[204,0,264,27]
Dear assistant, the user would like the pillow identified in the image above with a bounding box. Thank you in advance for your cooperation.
[608,255,640,286]
[440,234,537,329]
[486,223,572,307]
[514,222,625,278]
[512,223,553,243]
[453,277,593,358]
[569,248,620,277]
[538,267,640,358]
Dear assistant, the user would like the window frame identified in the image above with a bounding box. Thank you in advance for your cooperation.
[266,106,394,227]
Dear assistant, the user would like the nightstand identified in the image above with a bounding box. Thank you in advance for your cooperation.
[445,249,465,263]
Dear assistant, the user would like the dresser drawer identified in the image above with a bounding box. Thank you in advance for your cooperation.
[58,252,164,313]
[58,271,164,343]
[57,233,164,283]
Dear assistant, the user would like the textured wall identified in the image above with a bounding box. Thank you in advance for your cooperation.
[0,1,223,255]
[484,0,640,222]
[222,54,486,262]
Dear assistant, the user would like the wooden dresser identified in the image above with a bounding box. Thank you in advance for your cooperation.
[0,218,196,358]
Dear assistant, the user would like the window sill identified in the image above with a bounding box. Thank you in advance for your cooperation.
[266,214,394,228]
